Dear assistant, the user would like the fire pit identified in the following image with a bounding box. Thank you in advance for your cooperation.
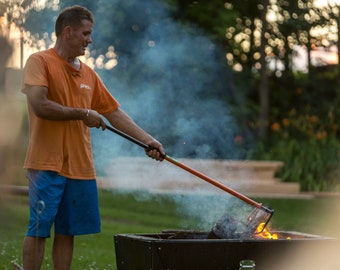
[114,230,339,270]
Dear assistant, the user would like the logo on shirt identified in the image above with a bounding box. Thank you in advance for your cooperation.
[80,83,91,90]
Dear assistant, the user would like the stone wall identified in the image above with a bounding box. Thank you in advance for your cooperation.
[98,157,301,198]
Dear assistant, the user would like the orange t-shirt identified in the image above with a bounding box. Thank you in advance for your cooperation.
[22,48,120,179]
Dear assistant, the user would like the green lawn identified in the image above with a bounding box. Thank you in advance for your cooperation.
[1,189,340,269]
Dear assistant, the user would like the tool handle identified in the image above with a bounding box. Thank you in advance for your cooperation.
[105,125,265,210]
[106,125,148,149]
[164,155,263,209]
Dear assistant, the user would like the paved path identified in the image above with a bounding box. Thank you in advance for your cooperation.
[98,157,312,199]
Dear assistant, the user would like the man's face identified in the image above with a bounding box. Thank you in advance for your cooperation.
[68,19,93,57]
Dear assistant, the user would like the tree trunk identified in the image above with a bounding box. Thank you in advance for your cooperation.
[258,0,269,141]
[0,36,13,91]
[337,15,340,79]
[306,31,312,75]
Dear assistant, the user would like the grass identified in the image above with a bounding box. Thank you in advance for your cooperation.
[1,189,340,269]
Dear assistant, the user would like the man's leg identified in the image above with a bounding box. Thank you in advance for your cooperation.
[23,170,68,269]
[22,236,46,270]
[52,179,99,269]
[52,234,74,270]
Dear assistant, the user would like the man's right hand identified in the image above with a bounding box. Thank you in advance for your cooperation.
[83,109,106,130]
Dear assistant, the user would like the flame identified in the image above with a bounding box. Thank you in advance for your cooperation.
[255,222,279,239]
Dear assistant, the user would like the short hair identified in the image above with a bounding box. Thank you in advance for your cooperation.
[55,5,94,36]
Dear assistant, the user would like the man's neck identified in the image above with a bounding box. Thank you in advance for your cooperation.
[54,42,80,70]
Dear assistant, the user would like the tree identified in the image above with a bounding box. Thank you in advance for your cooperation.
[313,1,340,77]
[0,0,59,85]
[167,0,273,140]
[0,35,12,89]
[270,0,316,74]
[258,0,270,141]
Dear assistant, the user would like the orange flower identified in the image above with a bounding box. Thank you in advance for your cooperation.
[316,131,328,140]
[282,118,290,127]
[271,123,281,132]
[296,88,303,95]
[331,124,338,132]
[309,115,318,123]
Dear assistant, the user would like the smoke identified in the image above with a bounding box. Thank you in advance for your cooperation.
[87,0,243,230]
[0,95,26,189]
[90,0,238,167]
[15,0,251,231]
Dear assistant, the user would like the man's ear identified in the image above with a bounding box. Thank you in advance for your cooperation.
[64,25,73,38]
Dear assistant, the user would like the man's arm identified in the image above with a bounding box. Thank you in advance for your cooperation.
[103,108,165,161]
[25,84,106,129]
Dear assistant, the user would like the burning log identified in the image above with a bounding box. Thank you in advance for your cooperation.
[208,205,274,240]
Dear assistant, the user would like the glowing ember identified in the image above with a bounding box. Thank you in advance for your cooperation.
[255,222,279,239]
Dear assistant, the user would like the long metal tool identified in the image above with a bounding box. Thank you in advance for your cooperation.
[105,125,274,236]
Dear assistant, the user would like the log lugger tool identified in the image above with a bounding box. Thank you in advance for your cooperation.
[105,124,274,239]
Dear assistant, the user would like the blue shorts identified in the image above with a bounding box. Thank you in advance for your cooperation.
[26,170,101,237]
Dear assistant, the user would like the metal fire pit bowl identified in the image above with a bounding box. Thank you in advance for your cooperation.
[114,230,340,270]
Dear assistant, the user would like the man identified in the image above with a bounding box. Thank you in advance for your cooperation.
[21,5,165,270]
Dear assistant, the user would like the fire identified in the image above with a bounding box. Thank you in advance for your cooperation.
[255,222,279,239]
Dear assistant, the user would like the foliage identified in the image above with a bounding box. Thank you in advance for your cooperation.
[269,0,324,74]
[0,0,58,27]
[165,0,239,43]
[248,69,340,191]
[250,137,339,191]
[166,0,263,71]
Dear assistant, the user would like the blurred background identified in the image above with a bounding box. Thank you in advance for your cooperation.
[0,0,339,192]
[1,1,340,268]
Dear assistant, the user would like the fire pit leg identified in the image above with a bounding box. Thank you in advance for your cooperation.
[239,259,256,269]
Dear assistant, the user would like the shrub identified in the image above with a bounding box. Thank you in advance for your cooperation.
[248,106,340,192]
